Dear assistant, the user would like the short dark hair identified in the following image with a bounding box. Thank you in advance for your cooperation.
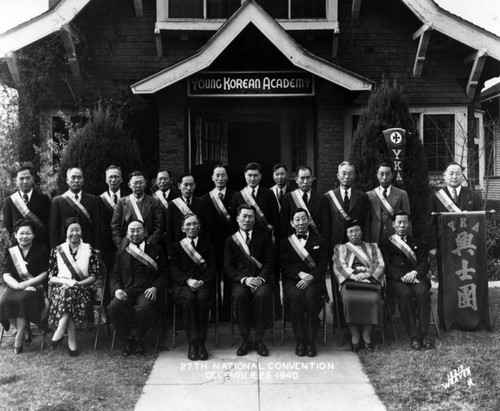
[128,170,145,180]
[295,165,312,175]
[178,174,195,184]
[272,163,287,172]
[67,167,83,177]
[182,213,200,225]
[156,169,171,178]
[291,208,309,220]
[245,162,262,174]
[393,210,410,219]
[212,165,227,174]
[127,219,145,229]
[14,163,34,178]
[64,217,81,233]
[376,162,394,173]
[14,219,37,235]
[105,165,122,175]
[237,204,255,216]
[444,162,463,172]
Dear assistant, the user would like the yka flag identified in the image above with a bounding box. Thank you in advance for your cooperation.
[440,211,490,330]
[382,127,406,186]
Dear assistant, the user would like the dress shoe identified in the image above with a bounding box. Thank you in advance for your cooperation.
[198,343,208,361]
[135,341,145,356]
[50,336,64,350]
[68,348,79,357]
[122,338,135,357]
[295,340,306,357]
[364,341,375,352]
[188,342,199,361]
[25,327,33,346]
[236,339,252,357]
[306,341,317,357]
[421,337,434,350]
[351,342,361,353]
[13,345,23,355]
[254,340,269,357]
[410,337,422,351]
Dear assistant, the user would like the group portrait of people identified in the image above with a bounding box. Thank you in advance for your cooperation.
[0,159,482,361]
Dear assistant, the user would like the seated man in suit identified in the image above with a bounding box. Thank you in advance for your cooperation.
[383,211,433,350]
[108,220,167,356]
[280,208,327,357]
[224,204,275,357]
[169,214,216,361]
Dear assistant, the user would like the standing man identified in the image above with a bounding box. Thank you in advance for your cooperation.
[153,169,180,246]
[201,165,235,319]
[280,208,327,357]
[111,171,163,249]
[270,163,293,211]
[383,211,433,350]
[224,205,275,357]
[280,166,321,239]
[3,164,51,245]
[319,161,371,253]
[50,167,101,250]
[429,162,482,325]
[366,162,410,247]
[167,174,206,249]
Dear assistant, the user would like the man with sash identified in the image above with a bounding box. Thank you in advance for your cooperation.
[224,204,275,357]
[319,161,371,254]
[166,174,206,250]
[270,163,293,211]
[367,162,410,247]
[3,164,51,245]
[108,220,167,356]
[280,208,327,357]
[231,162,280,238]
[49,167,101,250]
[111,171,163,250]
[201,165,235,319]
[153,169,180,245]
[383,211,432,350]
[280,166,321,239]
[169,214,216,361]
[428,162,482,326]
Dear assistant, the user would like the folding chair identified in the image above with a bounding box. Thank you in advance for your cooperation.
[93,259,111,349]
[0,322,47,350]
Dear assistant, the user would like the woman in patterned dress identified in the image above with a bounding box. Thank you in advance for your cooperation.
[48,217,98,356]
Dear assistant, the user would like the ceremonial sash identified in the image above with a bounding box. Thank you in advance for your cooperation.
[240,189,273,232]
[270,185,282,211]
[436,189,461,212]
[172,197,191,216]
[56,245,86,281]
[62,192,92,223]
[389,235,417,266]
[209,189,230,223]
[375,189,395,216]
[129,196,144,222]
[8,246,33,282]
[100,192,116,213]
[345,242,372,269]
[180,238,206,266]
[326,190,351,222]
[231,232,263,269]
[11,192,47,233]
[290,190,319,231]
[126,245,158,272]
[154,190,169,210]
[288,235,316,270]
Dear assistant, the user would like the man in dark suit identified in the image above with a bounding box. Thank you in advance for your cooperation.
[152,169,180,246]
[169,214,216,361]
[224,204,275,357]
[280,208,327,357]
[319,161,371,254]
[49,167,101,250]
[111,171,163,250]
[166,174,206,249]
[231,162,280,238]
[108,220,167,356]
[383,211,432,350]
[201,165,235,319]
[3,164,51,245]
[280,166,321,239]
[428,162,482,326]
[366,162,410,247]
[270,163,293,212]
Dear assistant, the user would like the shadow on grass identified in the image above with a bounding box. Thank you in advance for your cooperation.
[0,374,21,385]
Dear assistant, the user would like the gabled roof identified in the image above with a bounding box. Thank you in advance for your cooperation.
[131,0,373,94]
[0,0,92,58]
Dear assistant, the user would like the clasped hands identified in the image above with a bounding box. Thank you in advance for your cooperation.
[297,272,314,289]
[350,267,370,283]
[401,271,420,284]
[186,278,204,291]
[115,286,157,301]
[15,281,36,292]
[244,276,265,292]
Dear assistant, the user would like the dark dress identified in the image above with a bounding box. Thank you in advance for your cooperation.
[48,243,98,327]
[0,244,49,328]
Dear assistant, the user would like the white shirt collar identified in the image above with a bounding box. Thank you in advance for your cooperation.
[247,185,259,196]
[19,189,33,201]
[188,236,199,246]
[378,185,391,195]
[341,187,351,196]
[298,189,310,199]
[133,241,145,252]
[217,187,227,195]
[109,189,121,199]
[240,229,252,239]
[449,186,461,196]
[67,190,83,200]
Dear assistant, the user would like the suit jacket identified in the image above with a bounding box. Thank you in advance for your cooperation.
[319,188,371,252]
[201,188,235,250]
[110,194,163,248]
[279,232,327,292]
[280,189,322,239]
[3,189,51,244]
[166,196,206,248]
[382,235,430,285]
[49,192,101,249]
[270,184,294,210]
[109,242,167,295]
[224,229,275,284]
[366,186,410,243]
[231,186,280,235]
[429,186,482,249]
[153,188,180,242]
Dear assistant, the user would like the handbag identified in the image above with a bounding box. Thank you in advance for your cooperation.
[344,279,381,292]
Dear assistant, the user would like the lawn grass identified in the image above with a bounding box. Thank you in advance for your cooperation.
[359,288,500,411]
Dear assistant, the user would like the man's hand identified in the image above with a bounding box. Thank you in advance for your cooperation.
[401,271,418,283]
[144,286,157,301]
[115,289,128,301]
[244,277,264,292]
[351,273,366,282]
[187,279,204,291]
[297,272,313,289]
[24,286,36,292]
[429,248,437,258]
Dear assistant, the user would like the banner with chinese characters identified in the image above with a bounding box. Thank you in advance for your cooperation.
[440,211,490,330]
[382,128,406,186]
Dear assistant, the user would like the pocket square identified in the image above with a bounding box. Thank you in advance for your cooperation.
[313,245,320,249]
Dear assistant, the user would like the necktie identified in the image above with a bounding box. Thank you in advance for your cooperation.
[218,192,224,202]
[186,198,191,208]
[383,189,388,199]
[278,189,284,204]
[246,232,251,245]
[113,194,117,204]
[344,191,350,210]
[75,194,79,201]
[251,189,256,199]
[191,240,196,250]
[23,194,29,204]
[163,191,167,200]
[452,188,458,203]
[297,234,308,240]
[302,193,308,208]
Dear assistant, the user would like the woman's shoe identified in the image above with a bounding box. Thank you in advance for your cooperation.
[25,328,33,346]
[13,345,23,355]
[50,336,64,350]
[364,341,374,351]
[351,342,361,353]
[68,348,79,357]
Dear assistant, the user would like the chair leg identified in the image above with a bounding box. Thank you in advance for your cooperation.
[111,329,116,350]
[281,299,285,346]
[0,326,4,348]
[322,296,327,347]
[431,305,441,338]
[172,304,177,349]
[272,293,276,347]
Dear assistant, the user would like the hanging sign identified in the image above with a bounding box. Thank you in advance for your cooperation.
[383,127,406,186]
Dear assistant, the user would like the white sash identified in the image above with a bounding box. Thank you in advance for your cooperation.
[288,235,316,270]
[55,242,91,281]
[345,242,372,268]
[100,192,117,213]
[125,244,158,271]
[270,184,282,211]
[232,232,263,269]
[62,191,92,223]
[290,190,319,231]
[240,188,273,231]
[11,192,47,232]
[209,189,231,223]
[436,189,461,212]
[389,235,417,265]
[326,190,351,222]
[180,238,206,266]
[375,189,395,215]
[129,195,144,222]
[172,197,191,216]
[154,190,169,210]
[8,246,32,281]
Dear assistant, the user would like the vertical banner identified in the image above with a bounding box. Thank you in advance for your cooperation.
[440,211,490,330]
[382,128,406,186]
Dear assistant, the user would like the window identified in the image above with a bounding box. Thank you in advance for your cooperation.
[485,121,496,176]
[422,114,455,173]
[290,117,307,171]
[193,117,228,165]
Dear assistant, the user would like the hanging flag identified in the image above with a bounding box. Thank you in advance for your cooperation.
[382,127,406,186]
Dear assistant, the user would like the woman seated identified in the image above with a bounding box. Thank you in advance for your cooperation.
[0,220,49,354]
[333,220,385,352]
[48,217,98,356]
